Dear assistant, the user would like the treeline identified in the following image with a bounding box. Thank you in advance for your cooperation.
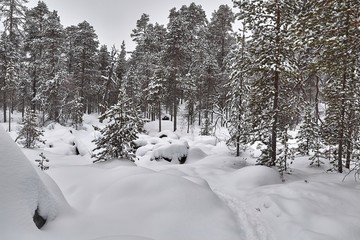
[228,0,359,174]
[0,0,359,173]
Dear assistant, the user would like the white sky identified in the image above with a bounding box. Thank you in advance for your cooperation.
[27,0,237,51]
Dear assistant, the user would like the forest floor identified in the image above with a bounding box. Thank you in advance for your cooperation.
[1,112,360,240]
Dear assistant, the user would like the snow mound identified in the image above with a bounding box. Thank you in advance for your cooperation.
[47,166,243,240]
[0,126,69,239]
[224,166,282,189]
[195,155,247,169]
[156,130,179,139]
[194,136,217,146]
[90,236,155,240]
[133,139,148,148]
[186,147,208,163]
[243,181,360,240]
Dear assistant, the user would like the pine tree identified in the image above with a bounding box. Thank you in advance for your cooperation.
[302,0,360,172]
[15,108,45,148]
[207,5,235,112]
[226,35,251,156]
[23,1,50,112]
[39,10,66,123]
[234,0,302,167]
[92,89,144,163]
[164,3,208,131]
[69,21,99,114]
[115,41,127,91]
[65,94,83,129]
[0,0,27,130]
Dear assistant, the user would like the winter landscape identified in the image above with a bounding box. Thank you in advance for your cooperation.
[1,0,360,240]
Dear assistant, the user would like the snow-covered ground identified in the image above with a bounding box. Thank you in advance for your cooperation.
[1,112,360,240]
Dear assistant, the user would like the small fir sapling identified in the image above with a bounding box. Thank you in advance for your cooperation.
[15,108,45,148]
[35,152,49,171]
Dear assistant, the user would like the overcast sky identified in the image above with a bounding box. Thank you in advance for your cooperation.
[27,0,237,51]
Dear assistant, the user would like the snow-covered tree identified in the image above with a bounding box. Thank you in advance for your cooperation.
[207,5,235,111]
[67,21,99,114]
[92,89,144,163]
[226,22,251,156]
[298,0,360,173]
[164,4,207,131]
[0,0,27,129]
[234,0,301,167]
[64,94,83,129]
[15,108,45,148]
[277,127,295,178]
[115,41,127,91]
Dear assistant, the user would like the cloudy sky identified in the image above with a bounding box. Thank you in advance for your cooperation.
[28,0,237,51]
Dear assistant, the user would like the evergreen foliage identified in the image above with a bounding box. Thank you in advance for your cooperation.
[15,108,45,148]
[0,0,359,175]
[92,89,144,163]
[35,152,49,171]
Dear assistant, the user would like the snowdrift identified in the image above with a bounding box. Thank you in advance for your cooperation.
[0,126,70,239]
[47,165,243,240]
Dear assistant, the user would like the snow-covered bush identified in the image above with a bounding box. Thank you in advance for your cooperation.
[151,143,189,164]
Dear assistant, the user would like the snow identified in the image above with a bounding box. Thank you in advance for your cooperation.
[150,142,188,164]
[2,115,360,240]
[0,126,70,239]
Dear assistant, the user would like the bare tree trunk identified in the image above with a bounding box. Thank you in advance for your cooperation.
[173,98,177,132]
[158,101,161,132]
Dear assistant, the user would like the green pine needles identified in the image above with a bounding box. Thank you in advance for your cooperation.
[92,90,144,163]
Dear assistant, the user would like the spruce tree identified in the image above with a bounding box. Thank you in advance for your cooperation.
[15,108,45,148]
[92,89,144,163]
[296,105,323,167]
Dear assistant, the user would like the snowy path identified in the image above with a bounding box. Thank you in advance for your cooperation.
[215,191,273,240]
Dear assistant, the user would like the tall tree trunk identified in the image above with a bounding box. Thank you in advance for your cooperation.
[3,90,6,123]
[173,97,177,132]
[158,101,161,132]
[270,0,281,166]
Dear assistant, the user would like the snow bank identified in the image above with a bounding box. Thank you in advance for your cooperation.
[186,147,208,163]
[194,155,247,169]
[221,166,282,190]
[242,181,360,240]
[47,165,243,240]
[0,126,69,239]
[89,236,155,240]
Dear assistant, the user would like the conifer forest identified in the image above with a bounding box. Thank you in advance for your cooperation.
[1,1,360,173]
[1,1,360,239]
